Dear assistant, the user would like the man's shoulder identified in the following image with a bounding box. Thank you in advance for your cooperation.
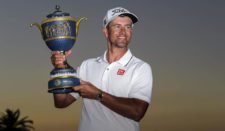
[81,57,97,65]
[83,57,97,62]
[128,56,152,75]
[131,56,150,67]
[80,55,103,66]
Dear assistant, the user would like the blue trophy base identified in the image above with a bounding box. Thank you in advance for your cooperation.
[48,68,80,94]
[48,87,75,94]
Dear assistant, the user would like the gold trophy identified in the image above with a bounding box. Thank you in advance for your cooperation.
[31,5,87,93]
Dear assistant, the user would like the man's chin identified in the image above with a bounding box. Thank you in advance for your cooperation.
[116,43,128,48]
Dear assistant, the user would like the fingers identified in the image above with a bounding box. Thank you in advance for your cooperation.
[74,85,81,91]
[80,80,88,85]
[73,79,85,91]
[73,80,100,99]
[73,80,86,96]
[65,50,72,57]
[73,85,84,97]
[51,51,71,68]
[51,54,65,67]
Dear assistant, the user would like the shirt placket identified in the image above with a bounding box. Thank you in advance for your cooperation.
[101,63,116,91]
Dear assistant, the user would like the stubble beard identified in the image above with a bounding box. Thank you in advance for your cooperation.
[113,38,130,48]
[115,42,127,48]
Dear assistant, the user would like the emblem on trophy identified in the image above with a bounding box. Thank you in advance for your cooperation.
[31,5,87,93]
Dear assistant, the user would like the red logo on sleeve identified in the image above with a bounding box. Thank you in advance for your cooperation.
[117,69,125,75]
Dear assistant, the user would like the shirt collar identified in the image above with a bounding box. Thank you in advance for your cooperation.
[97,49,133,67]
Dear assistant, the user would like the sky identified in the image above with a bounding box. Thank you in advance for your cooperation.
[0,0,225,131]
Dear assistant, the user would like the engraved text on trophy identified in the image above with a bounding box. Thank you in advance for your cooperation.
[43,21,71,40]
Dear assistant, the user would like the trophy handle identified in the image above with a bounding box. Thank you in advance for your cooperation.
[76,17,87,38]
[30,23,43,35]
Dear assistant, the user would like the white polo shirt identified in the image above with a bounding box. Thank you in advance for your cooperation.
[71,49,153,131]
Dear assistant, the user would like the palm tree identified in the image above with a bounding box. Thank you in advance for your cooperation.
[0,108,34,131]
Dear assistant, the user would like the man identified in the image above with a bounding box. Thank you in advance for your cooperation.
[51,7,153,131]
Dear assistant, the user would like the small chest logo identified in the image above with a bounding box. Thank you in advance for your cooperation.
[117,69,125,75]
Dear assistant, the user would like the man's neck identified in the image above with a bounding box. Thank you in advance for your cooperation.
[106,48,128,64]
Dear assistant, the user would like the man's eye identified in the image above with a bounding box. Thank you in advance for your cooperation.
[125,26,131,29]
[125,25,133,30]
[115,25,121,29]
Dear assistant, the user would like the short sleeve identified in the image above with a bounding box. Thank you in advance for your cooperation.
[128,63,153,103]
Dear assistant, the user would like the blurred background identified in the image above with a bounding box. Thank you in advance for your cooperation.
[0,0,224,131]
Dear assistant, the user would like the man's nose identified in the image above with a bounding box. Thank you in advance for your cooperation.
[119,27,126,34]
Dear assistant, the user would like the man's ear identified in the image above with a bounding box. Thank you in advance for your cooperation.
[102,27,108,38]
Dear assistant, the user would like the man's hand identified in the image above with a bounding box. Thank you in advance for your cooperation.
[74,80,100,100]
[51,50,72,68]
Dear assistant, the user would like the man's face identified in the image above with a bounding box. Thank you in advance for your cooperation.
[105,16,133,48]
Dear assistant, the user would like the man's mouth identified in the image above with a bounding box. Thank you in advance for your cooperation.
[118,36,126,39]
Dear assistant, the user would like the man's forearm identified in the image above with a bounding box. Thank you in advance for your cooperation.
[53,94,76,108]
[100,92,149,121]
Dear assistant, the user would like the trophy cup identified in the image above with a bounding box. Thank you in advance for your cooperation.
[31,5,87,93]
